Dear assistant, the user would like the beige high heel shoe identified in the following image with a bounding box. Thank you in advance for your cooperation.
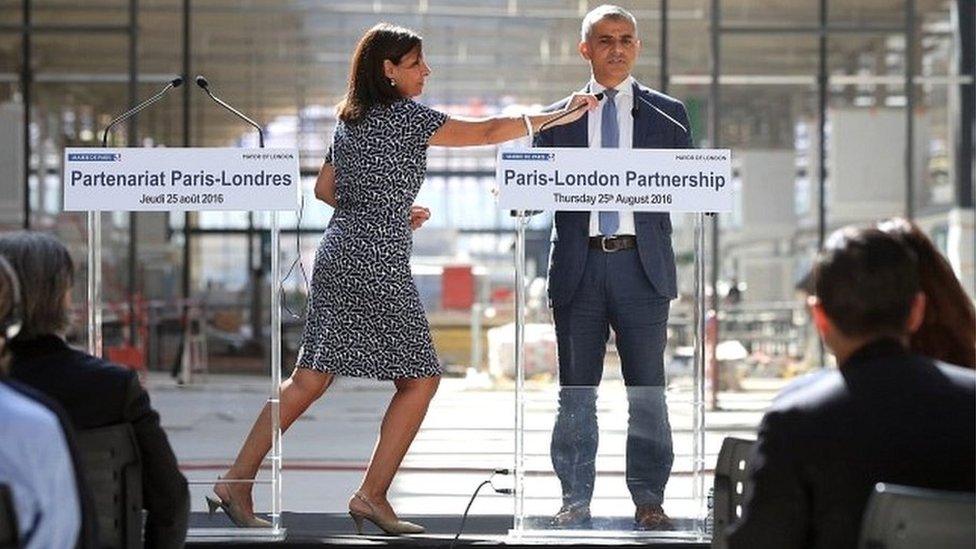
[205,477,272,528]
[348,491,425,535]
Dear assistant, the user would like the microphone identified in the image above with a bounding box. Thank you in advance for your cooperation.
[195,75,266,148]
[537,91,605,134]
[631,94,689,134]
[101,77,183,146]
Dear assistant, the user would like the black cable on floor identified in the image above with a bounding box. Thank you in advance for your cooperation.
[450,480,491,549]
[451,469,512,549]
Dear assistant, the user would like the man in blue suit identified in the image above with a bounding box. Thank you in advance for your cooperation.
[534,4,693,530]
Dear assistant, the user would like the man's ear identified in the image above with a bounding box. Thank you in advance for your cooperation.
[808,295,832,338]
[578,40,591,61]
[383,59,396,79]
[906,292,927,334]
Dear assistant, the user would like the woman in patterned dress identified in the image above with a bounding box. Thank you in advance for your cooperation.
[209,23,596,534]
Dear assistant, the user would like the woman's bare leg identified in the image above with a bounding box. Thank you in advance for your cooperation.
[215,367,334,514]
[354,375,440,517]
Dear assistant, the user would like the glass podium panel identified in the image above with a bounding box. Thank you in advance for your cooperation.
[515,334,705,540]
[151,375,282,540]
[86,213,286,541]
[512,212,708,542]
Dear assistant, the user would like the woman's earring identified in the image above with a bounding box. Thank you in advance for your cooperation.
[389,78,396,87]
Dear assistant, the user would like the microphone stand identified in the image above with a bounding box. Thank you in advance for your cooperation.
[102,77,185,147]
[195,75,265,147]
[88,77,183,357]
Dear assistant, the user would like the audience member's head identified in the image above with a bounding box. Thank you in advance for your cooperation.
[0,232,74,342]
[810,226,925,364]
[878,218,976,368]
[0,255,22,371]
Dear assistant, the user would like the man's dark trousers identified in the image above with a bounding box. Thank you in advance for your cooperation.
[538,82,693,510]
[550,245,673,508]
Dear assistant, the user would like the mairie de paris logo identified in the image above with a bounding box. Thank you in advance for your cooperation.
[68,153,122,162]
[501,152,555,162]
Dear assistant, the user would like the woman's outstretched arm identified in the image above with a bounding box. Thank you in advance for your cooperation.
[429,93,597,147]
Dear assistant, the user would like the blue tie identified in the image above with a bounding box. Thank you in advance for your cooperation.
[599,88,619,235]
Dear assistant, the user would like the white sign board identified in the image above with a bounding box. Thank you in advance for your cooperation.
[496,147,733,213]
[63,147,300,212]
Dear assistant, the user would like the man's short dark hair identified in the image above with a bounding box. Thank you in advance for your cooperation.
[0,231,75,341]
[813,226,919,338]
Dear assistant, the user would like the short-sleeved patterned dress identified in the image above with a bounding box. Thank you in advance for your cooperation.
[296,99,448,380]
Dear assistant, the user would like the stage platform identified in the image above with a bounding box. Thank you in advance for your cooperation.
[186,512,711,548]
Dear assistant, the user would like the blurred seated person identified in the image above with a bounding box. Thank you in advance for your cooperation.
[878,218,975,369]
[727,226,976,549]
[0,232,189,549]
[0,254,81,548]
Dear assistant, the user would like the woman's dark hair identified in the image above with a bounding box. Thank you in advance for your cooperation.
[337,23,422,124]
[879,218,976,368]
[0,231,75,341]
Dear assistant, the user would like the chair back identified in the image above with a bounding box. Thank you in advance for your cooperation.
[0,484,17,549]
[76,423,143,549]
[859,483,975,549]
[711,437,756,549]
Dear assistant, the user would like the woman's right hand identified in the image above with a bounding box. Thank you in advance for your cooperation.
[409,205,431,230]
[546,93,600,128]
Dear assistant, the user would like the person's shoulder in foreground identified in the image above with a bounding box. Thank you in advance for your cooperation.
[0,381,81,549]
[727,225,975,549]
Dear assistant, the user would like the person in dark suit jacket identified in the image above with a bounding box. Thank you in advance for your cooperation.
[0,231,190,549]
[533,5,693,530]
[727,226,976,549]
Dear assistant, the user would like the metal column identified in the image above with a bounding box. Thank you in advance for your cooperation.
[20,0,30,230]
[904,0,916,219]
[126,0,139,345]
[87,0,139,357]
[660,0,669,93]
[708,0,721,409]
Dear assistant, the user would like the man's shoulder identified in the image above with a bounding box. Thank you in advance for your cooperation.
[867,351,975,394]
[633,82,686,111]
[769,369,846,416]
[16,344,138,390]
[929,359,976,400]
[933,359,976,385]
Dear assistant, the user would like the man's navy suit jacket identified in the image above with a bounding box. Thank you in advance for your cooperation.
[534,81,693,308]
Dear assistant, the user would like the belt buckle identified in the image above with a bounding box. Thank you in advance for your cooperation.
[601,236,617,253]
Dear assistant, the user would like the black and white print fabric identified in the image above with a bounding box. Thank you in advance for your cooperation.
[296,99,448,380]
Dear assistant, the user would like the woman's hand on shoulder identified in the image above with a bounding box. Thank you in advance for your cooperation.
[410,205,431,230]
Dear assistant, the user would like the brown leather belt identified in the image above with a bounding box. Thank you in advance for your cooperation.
[588,235,637,252]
